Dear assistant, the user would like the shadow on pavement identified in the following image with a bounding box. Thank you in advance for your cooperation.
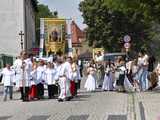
[28,115,50,120]
[66,114,89,120]
[77,94,91,98]
[71,94,91,102]
[107,115,127,120]
[0,116,12,120]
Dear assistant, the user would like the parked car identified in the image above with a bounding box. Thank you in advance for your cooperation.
[104,52,126,61]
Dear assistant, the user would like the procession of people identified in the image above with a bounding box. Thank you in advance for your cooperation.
[84,50,160,93]
[0,49,160,102]
[0,51,81,102]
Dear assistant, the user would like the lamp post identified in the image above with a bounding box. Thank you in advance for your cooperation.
[19,31,25,99]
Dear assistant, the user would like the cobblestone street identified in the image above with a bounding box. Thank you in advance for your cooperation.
[0,82,160,120]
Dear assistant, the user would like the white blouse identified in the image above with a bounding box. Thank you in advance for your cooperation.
[1,68,15,86]
[44,68,56,85]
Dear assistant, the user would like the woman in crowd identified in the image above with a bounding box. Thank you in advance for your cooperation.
[72,58,81,96]
[102,60,114,91]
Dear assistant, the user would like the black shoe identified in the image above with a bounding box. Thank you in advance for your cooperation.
[22,97,29,102]
[98,85,102,88]
[58,99,63,102]
[65,96,73,101]
[22,99,29,102]
[65,97,70,101]
[70,96,73,99]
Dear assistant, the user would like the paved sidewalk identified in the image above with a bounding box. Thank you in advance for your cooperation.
[135,91,160,120]
[0,83,160,120]
[0,89,128,120]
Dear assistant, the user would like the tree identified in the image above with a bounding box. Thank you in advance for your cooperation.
[79,0,150,52]
[104,0,160,22]
[79,0,160,57]
[35,4,58,46]
[104,0,160,56]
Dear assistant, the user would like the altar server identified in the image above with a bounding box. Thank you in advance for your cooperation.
[44,62,57,99]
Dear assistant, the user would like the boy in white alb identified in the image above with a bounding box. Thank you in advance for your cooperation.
[56,57,72,102]
[1,64,15,101]
[36,61,45,99]
[13,56,23,89]
[44,62,57,99]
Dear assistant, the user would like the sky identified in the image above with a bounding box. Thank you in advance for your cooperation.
[38,0,86,30]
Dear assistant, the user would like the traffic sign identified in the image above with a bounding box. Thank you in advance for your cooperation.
[124,43,131,49]
[124,35,131,43]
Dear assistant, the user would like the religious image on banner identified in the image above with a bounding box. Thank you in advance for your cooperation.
[93,48,104,62]
[43,19,66,43]
[48,25,61,42]
[42,18,66,55]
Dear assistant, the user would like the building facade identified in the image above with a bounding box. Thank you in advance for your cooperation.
[71,21,85,58]
[0,0,36,57]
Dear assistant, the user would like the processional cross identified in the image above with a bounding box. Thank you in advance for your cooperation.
[19,31,24,50]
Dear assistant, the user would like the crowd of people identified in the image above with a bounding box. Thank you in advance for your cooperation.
[1,50,160,102]
[0,51,82,102]
[84,50,160,93]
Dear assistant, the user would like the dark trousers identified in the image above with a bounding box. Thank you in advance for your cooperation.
[117,74,125,86]
[54,85,59,95]
[37,83,44,99]
[75,83,78,96]
[77,80,81,89]
[48,84,56,99]
[80,69,83,77]
[20,87,30,101]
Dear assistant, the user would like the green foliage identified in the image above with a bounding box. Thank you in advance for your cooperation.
[79,0,160,56]
[31,0,38,11]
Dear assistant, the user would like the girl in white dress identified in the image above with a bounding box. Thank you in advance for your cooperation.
[84,65,96,92]
[102,61,114,91]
